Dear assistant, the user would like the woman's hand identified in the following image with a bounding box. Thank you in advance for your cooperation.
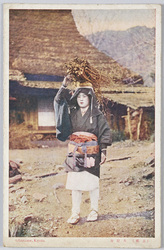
[62,75,72,87]
[100,151,106,165]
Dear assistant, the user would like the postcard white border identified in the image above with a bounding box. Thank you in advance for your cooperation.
[3,3,161,248]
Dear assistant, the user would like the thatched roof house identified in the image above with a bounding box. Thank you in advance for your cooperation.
[102,86,154,140]
[9,9,155,142]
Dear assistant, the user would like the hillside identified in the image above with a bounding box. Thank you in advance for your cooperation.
[86,26,155,87]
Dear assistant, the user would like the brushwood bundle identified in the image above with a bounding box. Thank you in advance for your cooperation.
[65,58,103,103]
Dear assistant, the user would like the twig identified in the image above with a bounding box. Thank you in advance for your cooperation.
[106,156,132,162]
[34,172,57,178]
[53,190,61,204]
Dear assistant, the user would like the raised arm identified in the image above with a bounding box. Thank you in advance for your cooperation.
[54,75,72,104]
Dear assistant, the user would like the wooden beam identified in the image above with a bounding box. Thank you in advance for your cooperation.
[137,108,143,140]
[127,107,133,140]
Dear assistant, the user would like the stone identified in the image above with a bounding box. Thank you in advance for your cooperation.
[14,159,23,164]
[149,162,155,168]
[124,182,131,186]
[9,175,22,184]
[42,145,49,148]
[55,165,65,171]
[143,170,155,179]
[52,183,65,190]
[24,214,34,222]
[11,186,24,193]
[16,189,26,197]
[22,176,35,181]
[145,156,154,166]
[57,216,63,220]
[21,196,28,204]
[27,166,32,170]
[33,193,47,202]
[9,205,16,211]
[9,160,19,170]
[119,177,133,186]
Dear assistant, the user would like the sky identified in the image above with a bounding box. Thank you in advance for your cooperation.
[72,9,156,35]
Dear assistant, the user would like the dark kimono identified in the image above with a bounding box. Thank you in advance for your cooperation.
[54,86,112,178]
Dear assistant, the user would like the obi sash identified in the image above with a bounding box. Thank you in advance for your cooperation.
[64,132,99,171]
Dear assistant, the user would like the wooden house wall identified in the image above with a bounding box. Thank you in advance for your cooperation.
[10,97,38,130]
[10,95,57,132]
[139,108,155,140]
[10,93,155,141]
[104,100,127,131]
[104,99,155,140]
[120,107,154,140]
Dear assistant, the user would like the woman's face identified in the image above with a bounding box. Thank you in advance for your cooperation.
[77,92,90,108]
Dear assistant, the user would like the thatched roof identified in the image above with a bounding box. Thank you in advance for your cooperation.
[9,69,26,82]
[102,86,155,109]
[9,9,133,85]
[9,69,154,108]
[9,69,62,89]
[9,10,154,109]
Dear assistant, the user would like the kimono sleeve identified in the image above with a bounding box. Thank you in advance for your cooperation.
[97,113,112,150]
[54,87,72,141]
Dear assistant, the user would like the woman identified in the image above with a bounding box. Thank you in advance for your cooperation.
[54,75,112,224]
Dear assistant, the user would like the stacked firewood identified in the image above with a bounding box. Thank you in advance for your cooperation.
[65,57,103,103]
[65,57,101,83]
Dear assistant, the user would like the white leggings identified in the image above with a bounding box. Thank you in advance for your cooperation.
[72,188,99,215]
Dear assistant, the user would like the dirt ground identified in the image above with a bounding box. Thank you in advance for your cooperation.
[9,140,155,238]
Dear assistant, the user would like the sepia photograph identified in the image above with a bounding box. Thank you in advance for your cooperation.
[3,4,161,248]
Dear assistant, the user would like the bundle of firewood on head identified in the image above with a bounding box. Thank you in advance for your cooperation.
[65,57,103,105]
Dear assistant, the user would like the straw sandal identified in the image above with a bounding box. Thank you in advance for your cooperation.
[87,210,98,222]
[67,213,80,225]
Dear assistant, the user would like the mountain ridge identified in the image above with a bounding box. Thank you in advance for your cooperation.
[86,26,155,87]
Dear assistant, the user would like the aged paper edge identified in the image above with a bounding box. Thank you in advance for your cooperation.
[3,3,162,248]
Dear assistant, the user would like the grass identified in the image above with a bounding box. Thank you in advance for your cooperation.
[111,130,127,142]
